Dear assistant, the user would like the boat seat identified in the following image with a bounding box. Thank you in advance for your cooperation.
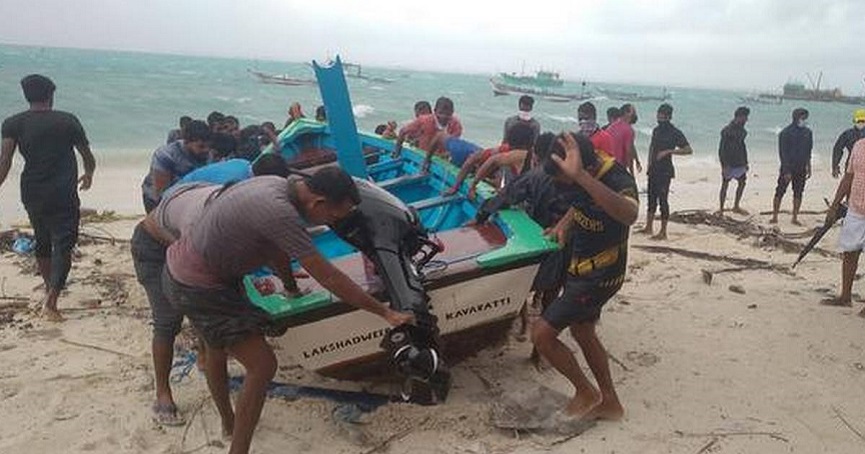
[409,194,463,211]
[378,173,430,190]
[368,160,403,175]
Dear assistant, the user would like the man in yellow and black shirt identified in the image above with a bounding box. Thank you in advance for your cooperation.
[534,132,638,423]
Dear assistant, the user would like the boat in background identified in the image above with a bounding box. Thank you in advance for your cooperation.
[252,58,557,383]
[739,93,783,105]
[759,72,865,105]
[499,69,564,88]
[343,61,397,84]
[490,78,591,102]
[596,87,671,102]
[247,69,317,87]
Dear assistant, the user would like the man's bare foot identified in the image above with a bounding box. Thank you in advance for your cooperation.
[768,217,778,224]
[564,389,602,419]
[41,307,64,322]
[791,219,803,226]
[732,207,749,215]
[637,228,653,236]
[588,398,624,421]
[650,232,667,241]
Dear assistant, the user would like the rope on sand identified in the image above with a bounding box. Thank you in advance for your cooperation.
[170,350,198,384]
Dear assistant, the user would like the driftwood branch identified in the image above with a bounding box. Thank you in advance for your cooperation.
[696,437,719,454]
[675,430,788,443]
[59,338,136,358]
[668,210,836,258]
[632,245,794,276]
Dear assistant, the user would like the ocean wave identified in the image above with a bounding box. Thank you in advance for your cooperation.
[764,126,783,135]
[236,97,252,104]
[636,127,654,137]
[369,86,385,91]
[547,115,577,124]
[676,155,718,169]
[353,104,375,118]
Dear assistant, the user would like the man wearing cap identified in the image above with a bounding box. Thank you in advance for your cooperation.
[831,109,865,178]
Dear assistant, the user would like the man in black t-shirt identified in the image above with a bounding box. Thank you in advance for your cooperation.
[640,103,692,240]
[718,107,750,215]
[535,132,638,422]
[0,74,96,321]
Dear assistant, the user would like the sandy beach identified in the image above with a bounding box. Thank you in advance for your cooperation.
[2,157,865,454]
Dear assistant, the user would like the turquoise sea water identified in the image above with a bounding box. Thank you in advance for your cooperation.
[0,44,860,169]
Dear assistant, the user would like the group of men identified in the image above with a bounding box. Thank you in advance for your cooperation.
[4,72,865,454]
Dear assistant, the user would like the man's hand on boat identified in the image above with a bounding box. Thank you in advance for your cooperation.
[545,209,575,248]
[385,309,415,327]
[299,252,415,327]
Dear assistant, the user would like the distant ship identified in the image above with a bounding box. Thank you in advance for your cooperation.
[596,87,671,102]
[739,93,783,105]
[489,78,591,102]
[499,69,564,88]
[760,72,865,105]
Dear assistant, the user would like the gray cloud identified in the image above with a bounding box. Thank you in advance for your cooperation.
[0,0,860,92]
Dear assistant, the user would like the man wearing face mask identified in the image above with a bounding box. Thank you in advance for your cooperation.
[831,109,865,178]
[770,108,813,226]
[576,102,613,157]
[503,95,541,145]
[641,103,692,240]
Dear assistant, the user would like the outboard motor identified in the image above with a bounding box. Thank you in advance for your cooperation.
[330,179,450,404]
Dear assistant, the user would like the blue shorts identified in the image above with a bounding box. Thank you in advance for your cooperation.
[445,137,481,167]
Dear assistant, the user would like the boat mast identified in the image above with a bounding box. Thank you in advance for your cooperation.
[312,56,369,179]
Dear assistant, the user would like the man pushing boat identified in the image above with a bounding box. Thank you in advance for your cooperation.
[161,167,413,454]
[536,132,638,422]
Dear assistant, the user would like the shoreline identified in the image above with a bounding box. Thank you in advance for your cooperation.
[1,150,842,227]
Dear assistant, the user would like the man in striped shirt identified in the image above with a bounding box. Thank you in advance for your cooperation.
[162,168,412,454]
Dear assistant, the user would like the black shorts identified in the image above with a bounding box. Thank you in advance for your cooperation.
[774,172,807,199]
[541,276,623,330]
[531,247,569,292]
[131,224,182,342]
[161,269,289,349]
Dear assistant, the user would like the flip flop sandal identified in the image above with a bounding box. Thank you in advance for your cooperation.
[152,402,186,427]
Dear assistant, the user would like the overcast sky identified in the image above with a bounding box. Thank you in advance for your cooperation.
[0,0,860,92]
